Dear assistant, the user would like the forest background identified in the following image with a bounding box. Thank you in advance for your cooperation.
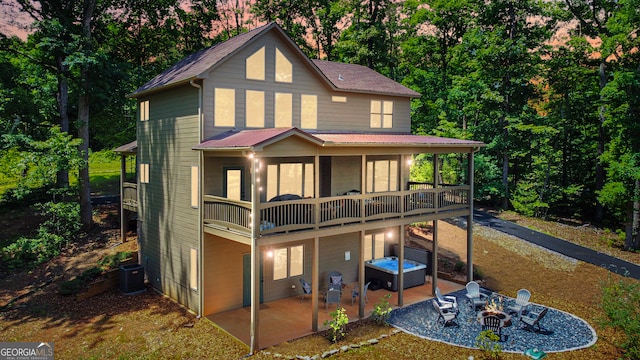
[0,0,638,264]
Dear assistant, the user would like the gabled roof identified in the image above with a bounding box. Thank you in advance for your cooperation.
[130,23,274,96]
[311,60,420,98]
[192,128,324,151]
[193,128,485,152]
[129,23,420,98]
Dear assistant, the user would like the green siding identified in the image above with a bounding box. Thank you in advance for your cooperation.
[138,84,201,313]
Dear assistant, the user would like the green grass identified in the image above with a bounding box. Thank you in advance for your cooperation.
[0,150,133,199]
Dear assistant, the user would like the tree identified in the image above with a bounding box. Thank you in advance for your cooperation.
[560,0,623,224]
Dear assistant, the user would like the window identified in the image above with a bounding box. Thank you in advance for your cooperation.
[332,96,347,103]
[273,245,304,280]
[364,232,386,261]
[246,90,265,127]
[139,163,150,184]
[275,48,292,83]
[190,248,198,291]
[274,93,292,127]
[225,168,243,201]
[246,46,265,80]
[266,162,314,200]
[370,100,393,128]
[366,159,398,193]
[139,100,149,121]
[191,166,199,208]
[214,88,235,127]
[300,94,317,129]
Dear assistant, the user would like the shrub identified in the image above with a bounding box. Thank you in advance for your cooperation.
[59,266,104,296]
[475,329,502,359]
[600,274,640,359]
[99,251,133,269]
[455,261,465,273]
[371,294,393,326]
[473,266,484,280]
[0,200,79,271]
[323,307,348,343]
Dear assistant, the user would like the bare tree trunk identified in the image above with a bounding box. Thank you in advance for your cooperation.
[594,60,606,224]
[78,0,96,230]
[626,178,640,250]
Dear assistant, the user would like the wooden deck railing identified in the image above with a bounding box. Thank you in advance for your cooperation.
[203,184,470,236]
[122,182,138,211]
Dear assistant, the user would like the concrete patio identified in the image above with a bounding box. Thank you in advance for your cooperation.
[207,278,465,350]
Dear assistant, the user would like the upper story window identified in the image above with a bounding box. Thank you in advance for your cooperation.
[275,93,292,127]
[266,162,314,200]
[214,88,235,127]
[139,100,149,121]
[275,48,292,83]
[332,96,347,103]
[370,100,393,128]
[366,159,398,193]
[300,94,317,129]
[139,163,150,184]
[246,46,266,81]
[246,90,265,127]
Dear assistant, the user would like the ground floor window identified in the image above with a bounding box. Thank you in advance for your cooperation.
[364,232,385,261]
[364,232,384,261]
[273,244,304,280]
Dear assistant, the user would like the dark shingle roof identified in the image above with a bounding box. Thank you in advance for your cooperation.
[130,23,274,96]
[130,23,420,98]
[311,60,420,98]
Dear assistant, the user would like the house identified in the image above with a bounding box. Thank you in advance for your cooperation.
[116,23,484,353]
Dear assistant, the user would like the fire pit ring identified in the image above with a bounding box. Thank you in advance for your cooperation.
[478,310,513,327]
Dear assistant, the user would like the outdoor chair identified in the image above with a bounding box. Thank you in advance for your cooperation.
[299,278,312,302]
[507,288,531,317]
[519,307,549,333]
[482,315,506,342]
[432,299,458,327]
[435,287,458,313]
[465,281,488,311]
[351,281,370,306]
[327,271,343,292]
[325,288,341,309]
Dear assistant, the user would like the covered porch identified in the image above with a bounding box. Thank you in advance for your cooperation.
[208,277,464,350]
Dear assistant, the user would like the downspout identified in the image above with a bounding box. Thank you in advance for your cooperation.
[189,79,203,319]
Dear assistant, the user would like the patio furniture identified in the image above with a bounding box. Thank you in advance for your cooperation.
[465,281,488,310]
[507,288,531,317]
[327,271,343,292]
[432,299,458,327]
[299,278,312,302]
[519,307,549,333]
[325,288,341,309]
[435,286,458,313]
[524,348,547,359]
[351,281,370,305]
[482,315,506,342]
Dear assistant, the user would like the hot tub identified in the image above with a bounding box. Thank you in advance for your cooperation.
[365,257,427,292]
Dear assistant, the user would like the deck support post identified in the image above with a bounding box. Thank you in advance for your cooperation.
[312,236,319,331]
[467,150,475,282]
[398,225,405,307]
[250,154,260,354]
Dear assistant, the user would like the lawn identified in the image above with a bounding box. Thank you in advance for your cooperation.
[1,205,638,359]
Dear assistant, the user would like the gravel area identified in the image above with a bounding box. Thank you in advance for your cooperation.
[389,289,597,354]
